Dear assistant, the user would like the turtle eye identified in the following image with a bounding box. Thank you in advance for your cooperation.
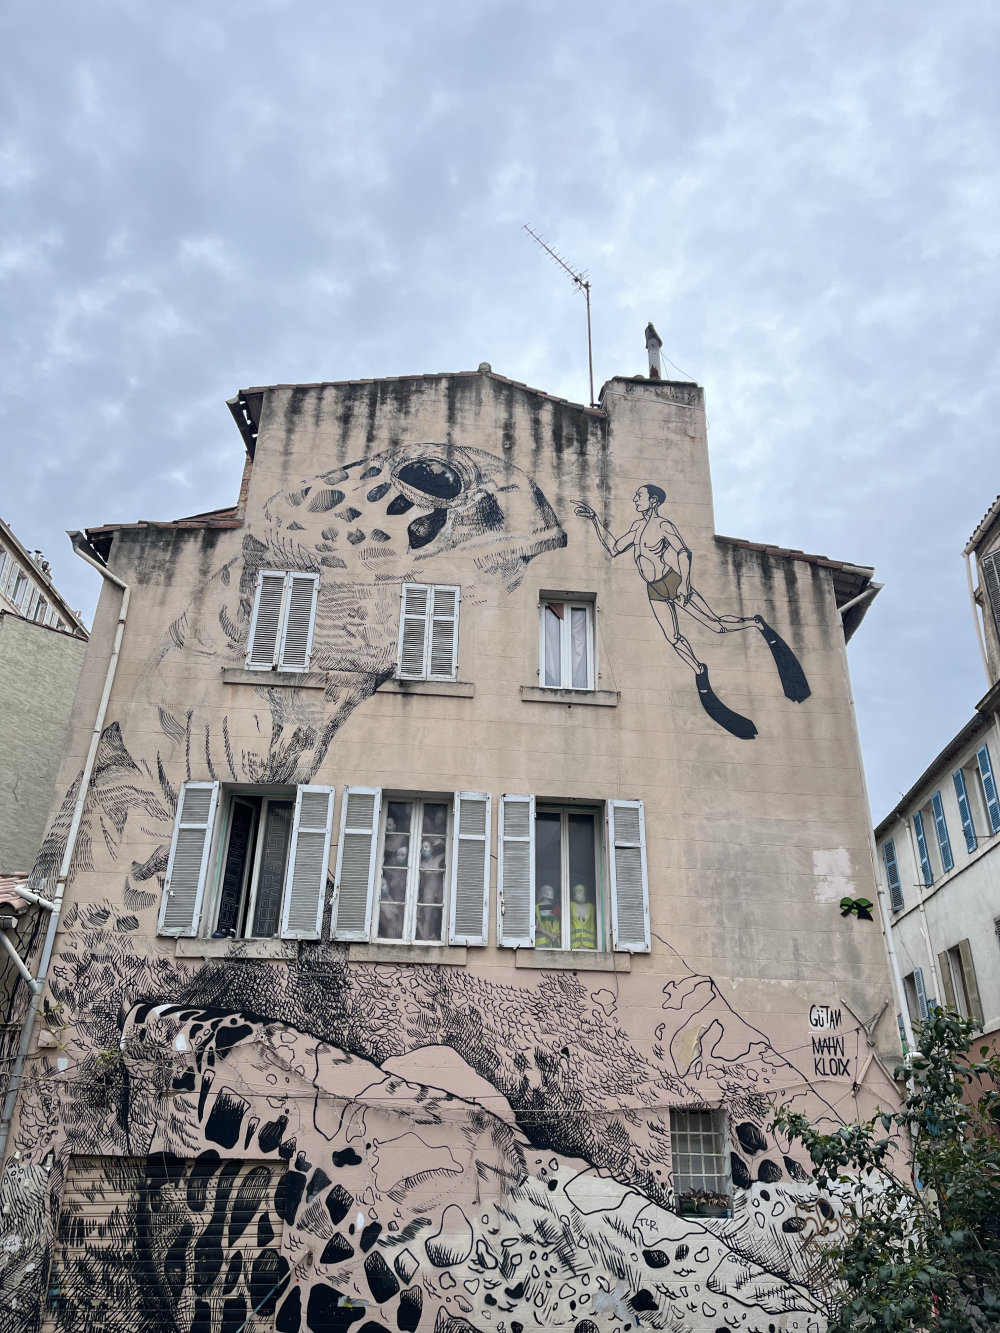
[394,458,463,501]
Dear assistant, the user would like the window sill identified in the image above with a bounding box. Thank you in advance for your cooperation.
[514,948,631,973]
[222,667,327,689]
[378,679,475,698]
[348,942,469,966]
[174,937,296,960]
[520,686,618,707]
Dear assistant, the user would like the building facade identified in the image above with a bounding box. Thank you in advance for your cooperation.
[876,496,1000,1049]
[0,518,88,875]
[1,364,899,1333]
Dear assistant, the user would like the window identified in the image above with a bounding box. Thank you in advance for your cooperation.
[975,745,1000,835]
[937,940,984,1024]
[913,810,934,886]
[496,795,650,953]
[539,599,594,689]
[882,839,903,912]
[246,570,320,671]
[930,791,954,873]
[33,597,49,624]
[904,967,932,1023]
[0,552,9,591]
[158,782,334,940]
[953,768,978,854]
[331,789,490,947]
[396,584,460,680]
[670,1109,730,1216]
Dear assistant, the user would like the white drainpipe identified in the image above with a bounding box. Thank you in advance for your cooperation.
[0,533,130,1166]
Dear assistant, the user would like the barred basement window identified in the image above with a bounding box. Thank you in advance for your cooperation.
[670,1108,731,1216]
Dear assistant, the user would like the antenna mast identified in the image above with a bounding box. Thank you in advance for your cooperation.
[523,225,595,407]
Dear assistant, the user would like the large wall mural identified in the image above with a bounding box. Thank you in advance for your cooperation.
[3,885,866,1333]
[0,432,886,1333]
[576,488,809,739]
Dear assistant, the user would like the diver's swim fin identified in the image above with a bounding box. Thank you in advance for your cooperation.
[696,665,757,740]
[754,617,811,703]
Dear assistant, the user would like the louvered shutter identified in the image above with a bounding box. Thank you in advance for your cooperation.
[608,799,651,953]
[930,792,954,872]
[882,840,903,912]
[981,552,1000,640]
[331,786,381,940]
[976,745,1000,833]
[937,951,957,1008]
[247,571,287,669]
[912,966,928,1021]
[428,586,460,680]
[281,785,335,938]
[498,794,534,947]
[957,939,984,1023]
[913,811,933,886]
[278,573,319,670]
[953,769,978,853]
[158,781,220,936]
[449,792,490,946]
[0,553,9,591]
[397,584,430,678]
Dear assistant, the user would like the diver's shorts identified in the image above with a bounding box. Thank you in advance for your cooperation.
[647,570,683,602]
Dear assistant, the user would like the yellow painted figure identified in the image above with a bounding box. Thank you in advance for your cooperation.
[535,883,561,949]
[570,883,597,950]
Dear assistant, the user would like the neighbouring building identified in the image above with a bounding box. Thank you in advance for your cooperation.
[0,351,901,1333]
[0,518,88,875]
[876,495,1000,1051]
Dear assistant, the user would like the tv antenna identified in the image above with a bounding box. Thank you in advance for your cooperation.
[523,225,595,407]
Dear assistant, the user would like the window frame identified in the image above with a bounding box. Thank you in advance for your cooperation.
[497,795,650,953]
[371,794,454,946]
[245,569,320,672]
[538,597,596,691]
[669,1107,732,1217]
[395,583,461,682]
[158,780,334,940]
[937,939,984,1024]
[534,803,606,952]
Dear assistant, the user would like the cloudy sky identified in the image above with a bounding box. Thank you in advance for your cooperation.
[3,0,998,818]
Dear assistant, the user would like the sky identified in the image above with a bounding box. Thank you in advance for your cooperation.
[2,0,998,820]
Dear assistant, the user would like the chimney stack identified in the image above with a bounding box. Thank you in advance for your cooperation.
[644,323,662,379]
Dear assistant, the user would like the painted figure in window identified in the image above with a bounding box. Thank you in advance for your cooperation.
[570,882,598,950]
[575,486,809,739]
[535,883,561,949]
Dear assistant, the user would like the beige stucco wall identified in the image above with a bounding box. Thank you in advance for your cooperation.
[1,372,899,1333]
[0,612,86,874]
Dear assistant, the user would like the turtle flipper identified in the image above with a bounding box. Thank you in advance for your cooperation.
[754,617,810,703]
[696,666,757,739]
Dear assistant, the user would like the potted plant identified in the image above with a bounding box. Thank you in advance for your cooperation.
[676,1188,731,1218]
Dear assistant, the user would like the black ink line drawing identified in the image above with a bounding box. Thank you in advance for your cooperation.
[576,485,810,739]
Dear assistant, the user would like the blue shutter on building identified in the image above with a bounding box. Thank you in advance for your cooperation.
[912,966,928,1021]
[882,839,904,912]
[953,769,978,853]
[930,792,954,873]
[913,811,933,886]
[977,745,1000,834]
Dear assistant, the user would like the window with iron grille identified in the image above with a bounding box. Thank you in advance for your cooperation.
[670,1108,731,1215]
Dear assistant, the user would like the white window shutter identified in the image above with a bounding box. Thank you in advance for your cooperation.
[498,794,534,948]
[428,586,460,680]
[247,571,287,669]
[158,781,220,936]
[449,792,490,946]
[281,785,335,939]
[397,584,430,678]
[278,573,319,670]
[331,786,382,940]
[608,799,650,952]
